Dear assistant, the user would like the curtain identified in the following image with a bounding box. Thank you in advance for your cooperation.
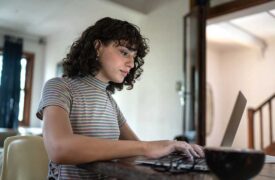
[0,35,23,129]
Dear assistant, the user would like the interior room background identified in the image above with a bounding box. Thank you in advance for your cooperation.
[0,0,275,149]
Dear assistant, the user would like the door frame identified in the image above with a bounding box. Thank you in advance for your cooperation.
[190,0,273,19]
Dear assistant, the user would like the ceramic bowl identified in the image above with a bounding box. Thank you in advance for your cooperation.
[205,147,265,180]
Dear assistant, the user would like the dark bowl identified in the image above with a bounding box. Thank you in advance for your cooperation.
[205,147,265,180]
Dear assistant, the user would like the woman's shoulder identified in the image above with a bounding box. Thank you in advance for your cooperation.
[44,76,85,92]
[43,77,74,90]
[45,76,74,85]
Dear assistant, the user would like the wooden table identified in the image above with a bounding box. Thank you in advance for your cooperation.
[79,161,275,180]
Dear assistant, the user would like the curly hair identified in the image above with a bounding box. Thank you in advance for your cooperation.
[62,17,149,93]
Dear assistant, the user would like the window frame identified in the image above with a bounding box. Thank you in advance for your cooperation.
[20,52,34,126]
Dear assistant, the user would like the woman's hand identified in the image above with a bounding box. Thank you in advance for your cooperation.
[143,140,204,159]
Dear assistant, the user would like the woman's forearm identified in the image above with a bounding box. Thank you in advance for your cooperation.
[48,134,146,164]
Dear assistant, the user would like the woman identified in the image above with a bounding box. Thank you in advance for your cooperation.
[37,17,204,179]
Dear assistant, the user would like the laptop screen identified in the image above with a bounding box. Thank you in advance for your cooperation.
[220,91,247,147]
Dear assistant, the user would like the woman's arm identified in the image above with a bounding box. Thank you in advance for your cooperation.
[43,105,146,164]
[119,122,139,141]
[43,106,204,165]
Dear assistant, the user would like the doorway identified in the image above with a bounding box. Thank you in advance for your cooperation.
[205,1,275,149]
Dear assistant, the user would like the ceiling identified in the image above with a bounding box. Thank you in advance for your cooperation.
[0,0,275,48]
[108,0,169,14]
[207,1,275,50]
[0,0,72,36]
[207,9,275,45]
[0,0,167,37]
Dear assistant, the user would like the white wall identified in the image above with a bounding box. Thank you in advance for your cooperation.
[206,43,224,146]
[0,29,45,127]
[116,0,189,140]
[207,41,275,149]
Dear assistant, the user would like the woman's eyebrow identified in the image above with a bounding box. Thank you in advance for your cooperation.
[121,46,137,55]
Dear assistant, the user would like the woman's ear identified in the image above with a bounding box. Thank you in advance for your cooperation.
[94,40,102,56]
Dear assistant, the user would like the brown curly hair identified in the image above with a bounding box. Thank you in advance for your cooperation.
[62,17,149,93]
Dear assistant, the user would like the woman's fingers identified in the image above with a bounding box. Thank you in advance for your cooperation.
[182,148,193,158]
[191,144,205,157]
[188,147,200,158]
[145,140,205,160]
[174,141,205,159]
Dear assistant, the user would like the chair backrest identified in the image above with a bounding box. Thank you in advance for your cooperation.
[1,135,49,180]
[0,128,18,147]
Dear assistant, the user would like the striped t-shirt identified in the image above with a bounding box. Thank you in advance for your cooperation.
[36,75,126,180]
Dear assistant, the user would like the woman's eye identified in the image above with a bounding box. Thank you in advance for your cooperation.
[120,50,128,56]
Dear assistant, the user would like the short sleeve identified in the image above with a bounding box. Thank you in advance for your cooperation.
[107,93,126,127]
[116,103,127,127]
[36,77,72,120]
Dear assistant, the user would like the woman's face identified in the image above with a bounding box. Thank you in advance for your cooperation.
[95,41,136,83]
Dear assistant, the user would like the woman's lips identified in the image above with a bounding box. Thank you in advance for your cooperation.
[120,70,128,77]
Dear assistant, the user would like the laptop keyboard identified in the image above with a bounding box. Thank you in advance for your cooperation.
[158,152,188,162]
[152,152,209,172]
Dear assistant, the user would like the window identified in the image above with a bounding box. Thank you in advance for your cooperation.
[0,52,34,126]
[19,58,27,121]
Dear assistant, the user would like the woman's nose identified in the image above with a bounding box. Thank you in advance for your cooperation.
[126,57,134,69]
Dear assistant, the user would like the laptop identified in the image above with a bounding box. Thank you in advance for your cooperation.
[135,91,247,172]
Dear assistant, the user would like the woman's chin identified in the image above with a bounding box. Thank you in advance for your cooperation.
[111,78,124,84]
